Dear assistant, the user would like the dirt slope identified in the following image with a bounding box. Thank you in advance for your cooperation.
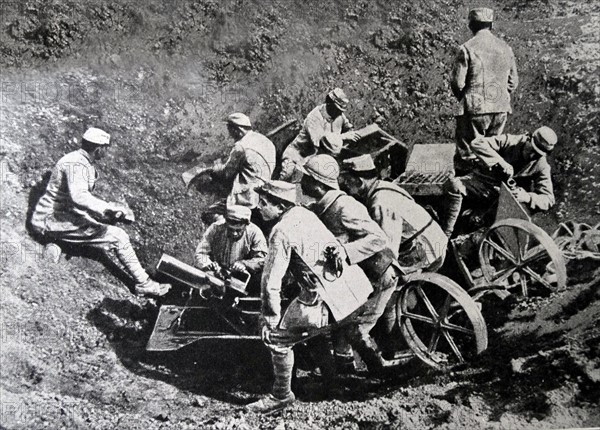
[1,0,599,429]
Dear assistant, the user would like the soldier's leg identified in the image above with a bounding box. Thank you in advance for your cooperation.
[486,112,508,136]
[332,328,356,374]
[454,115,477,175]
[100,226,150,284]
[56,225,148,284]
[441,176,468,237]
[246,342,296,412]
[58,225,169,295]
[270,344,295,400]
[470,114,492,138]
[306,335,337,383]
[347,267,399,373]
[377,290,404,359]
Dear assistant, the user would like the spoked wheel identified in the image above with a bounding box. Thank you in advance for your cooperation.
[479,219,567,298]
[396,272,488,370]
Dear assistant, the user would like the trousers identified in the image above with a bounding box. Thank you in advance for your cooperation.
[454,113,507,174]
[49,224,150,284]
[442,173,501,237]
[333,266,400,371]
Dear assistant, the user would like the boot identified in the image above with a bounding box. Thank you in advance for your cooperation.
[135,279,171,297]
[245,393,296,413]
[351,336,388,377]
[443,190,463,238]
[246,348,296,413]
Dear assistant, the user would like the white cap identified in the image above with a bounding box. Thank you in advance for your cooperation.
[226,113,252,128]
[82,127,111,146]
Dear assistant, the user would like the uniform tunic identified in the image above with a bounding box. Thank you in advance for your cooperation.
[451,29,519,166]
[280,105,352,181]
[31,149,109,237]
[30,149,149,283]
[366,180,447,271]
[261,206,343,329]
[213,131,276,208]
[470,133,555,210]
[194,219,267,273]
[310,189,397,280]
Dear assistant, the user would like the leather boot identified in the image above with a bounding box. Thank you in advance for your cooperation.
[351,336,388,376]
[443,190,464,238]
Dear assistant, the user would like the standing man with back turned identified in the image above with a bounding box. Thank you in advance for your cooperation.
[451,7,519,174]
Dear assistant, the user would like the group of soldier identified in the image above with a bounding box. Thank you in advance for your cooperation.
[30,7,558,413]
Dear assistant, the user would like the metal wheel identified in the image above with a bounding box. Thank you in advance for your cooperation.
[479,218,567,297]
[397,272,488,370]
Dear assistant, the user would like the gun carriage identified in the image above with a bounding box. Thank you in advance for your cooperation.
[148,127,495,373]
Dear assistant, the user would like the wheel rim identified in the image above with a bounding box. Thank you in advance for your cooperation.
[479,218,567,297]
[397,273,488,370]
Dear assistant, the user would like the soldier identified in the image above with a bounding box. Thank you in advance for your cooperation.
[210,113,276,209]
[280,133,344,183]
[194,204,267,293]
[300,155,402,375]
[339,154,448,357]
[442,126,557,237]
[451,7,519,174]
[30,127,171,297]
[340,154,448,272]
[245,180,372,413]
[279,88,360,181]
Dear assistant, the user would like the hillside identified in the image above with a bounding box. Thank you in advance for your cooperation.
[1,0,599,428]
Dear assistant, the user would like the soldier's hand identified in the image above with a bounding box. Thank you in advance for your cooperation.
[341,131,361,143]
[512,187,531,203]
[231,261,246,273]
[104,203,126,222]
[499,162,514,179]
[207,261,221,272]
[261,324,272,344]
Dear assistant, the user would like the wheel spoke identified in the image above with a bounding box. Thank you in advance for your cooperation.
[519,274,528,297]
[415,286,440,320]
[483,238,518,265]
[427,329,441,353]
[441,321,475,336]
[513,228,524,262]
[491,266,518,284]
[442,329,464,363]
[521,250,550,267]
[437,295,453,320]
[522,267,555,290]
[402,311,436,325]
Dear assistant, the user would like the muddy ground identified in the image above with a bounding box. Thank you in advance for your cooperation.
[1,0,599,429]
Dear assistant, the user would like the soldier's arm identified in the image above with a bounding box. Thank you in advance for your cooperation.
[66,161,110,216]
[194,224,217,269]
[470,134,515,168]
[212,143,245,181]
[507,48,519,94]
[238,227,268,273]
[305,111,325,148]
[528,163,555,211]
[261,229,291,329]
[369,203,403,254]
[450,46,468,100]
[339,200,388,265]
[341,114,354,133]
